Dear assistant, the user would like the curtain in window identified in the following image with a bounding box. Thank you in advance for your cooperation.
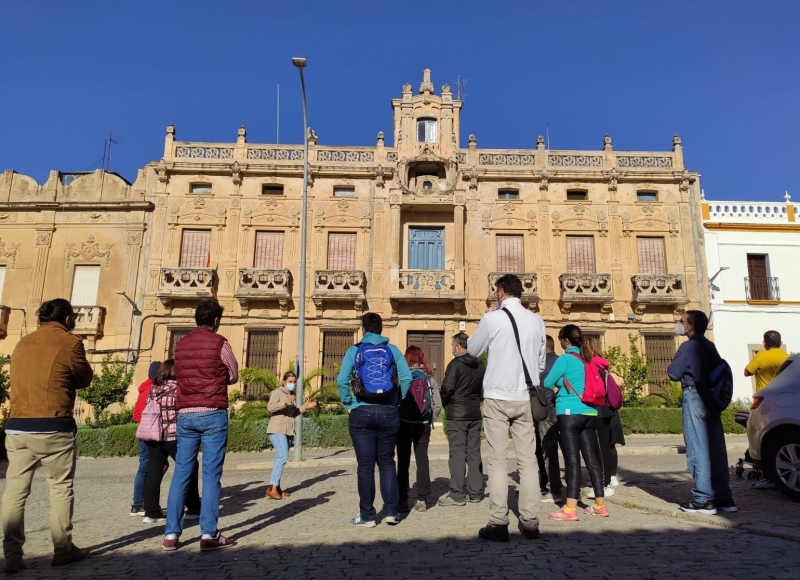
[71,265,101,306]
[254,232,284,269]
[180,230,212,268]
[496,235,524,272]
[566,236,595,273]
[637,237,667,274]
[0,267,5,303]
[327,233,357,270]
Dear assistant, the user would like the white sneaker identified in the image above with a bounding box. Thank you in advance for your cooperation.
[610,476,621,487]
[752,478,777,490]
[586,485,615,498]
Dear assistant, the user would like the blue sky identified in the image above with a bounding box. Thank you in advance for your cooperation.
[1,1,798,201]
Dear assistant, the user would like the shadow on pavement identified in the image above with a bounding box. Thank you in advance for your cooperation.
[284,469,347,494]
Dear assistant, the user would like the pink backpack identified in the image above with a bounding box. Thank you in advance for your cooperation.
[563,353,607,407]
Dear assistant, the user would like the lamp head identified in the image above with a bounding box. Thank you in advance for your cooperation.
[292,57,307,69]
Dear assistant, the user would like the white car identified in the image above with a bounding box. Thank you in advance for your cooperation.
[747,354,800,501]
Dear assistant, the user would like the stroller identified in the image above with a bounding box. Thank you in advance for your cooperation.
[734,410,763,480]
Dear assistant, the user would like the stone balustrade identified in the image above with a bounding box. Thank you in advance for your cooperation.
[236,269,292,311]
[487,273,538,307]
[312,270,366,313]
[705,201,792,223]
[559,273,614,316]
[631,274,688,319]
[72,306,106,337]
[398,270,457,293]
[157,268,215,307]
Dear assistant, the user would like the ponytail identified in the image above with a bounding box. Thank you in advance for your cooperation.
[559,324,596,363]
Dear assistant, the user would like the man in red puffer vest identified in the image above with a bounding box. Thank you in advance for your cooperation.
[161,299,238,552]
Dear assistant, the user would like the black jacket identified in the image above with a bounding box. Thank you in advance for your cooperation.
[440,353,486,421]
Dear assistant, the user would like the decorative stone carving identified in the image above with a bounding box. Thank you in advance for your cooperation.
[36,232,52,246]
[375,164,385,187]
[549,155,603,167]
[126,232,143,246]
[680,169,690,193]
[157,159,168,183]
[631,274,689,320]
[231,161,241,185]
[65,235,114,268]
[0,239,21,268]
[539,167,549,193]
[176,146,234,159]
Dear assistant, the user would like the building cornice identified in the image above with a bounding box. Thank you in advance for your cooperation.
[704,222,800,233]
[0,202,155,212]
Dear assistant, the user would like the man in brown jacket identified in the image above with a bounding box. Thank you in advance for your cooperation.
[2,299,93,573]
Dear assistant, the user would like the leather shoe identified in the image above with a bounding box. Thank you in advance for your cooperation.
[277,485,291,498]
[478,523,509,542]
[3,559,25,574]
[518,522,541,539]
[51,545,90,567]
[266,485,282,500]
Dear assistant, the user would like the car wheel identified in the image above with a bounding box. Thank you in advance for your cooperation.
[765,434,800,502]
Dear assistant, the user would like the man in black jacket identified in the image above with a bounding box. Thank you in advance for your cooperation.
[535,335,563,502]
[438,332,487,507]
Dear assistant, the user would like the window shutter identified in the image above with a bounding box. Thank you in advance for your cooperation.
[327,233,356,270]
[637,237,667,274]
[180,230,212,268]
[0,267,6,302]
[254,232,284,269]
[71,265,101,306]
[566,236,595,273]
[496,235,524,272]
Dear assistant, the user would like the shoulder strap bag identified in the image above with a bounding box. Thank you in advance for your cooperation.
[502,307,548,422]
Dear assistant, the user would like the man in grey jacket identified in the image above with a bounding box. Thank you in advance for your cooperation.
[468,274,546,541]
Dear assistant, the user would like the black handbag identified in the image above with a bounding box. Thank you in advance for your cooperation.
[502,308,548,422]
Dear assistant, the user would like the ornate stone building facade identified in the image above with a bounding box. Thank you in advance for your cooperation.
[0,70,709,400]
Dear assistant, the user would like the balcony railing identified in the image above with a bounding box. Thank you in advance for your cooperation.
[236,269,291,311]
[487,273,538,307]
[745,277,780,301]
[312,270,366,312]
[72,306,106,337]
[559,273,613,316]
[631,274,688,319]
[0,305,9,338]
[398,270,457,293]
[157,267,215,307]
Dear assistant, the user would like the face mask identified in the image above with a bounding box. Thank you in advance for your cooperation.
[675,322,686,336]
[451,348,456,357]
[286,382,296,392]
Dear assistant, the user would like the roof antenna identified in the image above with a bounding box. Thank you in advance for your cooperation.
[102,133,120,171]
[276,83,280,144]
[455,75,468,101]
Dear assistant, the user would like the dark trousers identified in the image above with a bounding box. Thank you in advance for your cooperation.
[445,419,484,501]
[595,417,618,487]
[397,422,432,503]
[144,440,201,518]
[559,414,604,500]
[348,405,401,521]
[535,415,563,493]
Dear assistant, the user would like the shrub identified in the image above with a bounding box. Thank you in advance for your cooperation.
[80,355,135,423]
[604,334,652,408]
[227,419,270,452]
[91,406,134,429]
[231,401,271,425]
[619,407,745,435]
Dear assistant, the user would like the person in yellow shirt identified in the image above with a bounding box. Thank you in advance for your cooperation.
[744,330,788,392]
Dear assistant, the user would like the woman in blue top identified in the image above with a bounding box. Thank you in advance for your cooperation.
[544,324,608,520]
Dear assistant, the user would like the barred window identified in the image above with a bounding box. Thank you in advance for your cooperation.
[168,328,193,358]
[244,329,282,400]
[327,233,356,270]
[254,232,284,269]
[496,235,524,272]
[566,236,595,273]
[644,334,677,394]
[180,230,211,268]
[637,237,667,274]
[321,329,356,387]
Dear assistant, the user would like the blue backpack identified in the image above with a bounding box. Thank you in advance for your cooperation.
[351,343,399,403]
[399,369,432,423]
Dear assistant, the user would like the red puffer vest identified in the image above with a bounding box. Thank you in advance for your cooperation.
[174,327,230,410]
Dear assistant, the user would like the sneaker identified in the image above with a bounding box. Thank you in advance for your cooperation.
[584,504,610,517]
[548,506,580,521]
[183,511,200,521]
[610,476,621,487]
[752,478,777,491]
[350,515,376,528]
[51,545,90,567]
[384,514,400,525]
[3,559,25,574]
[540,488,551,502]
[199,532,236,551]
[679,500,717,515]
[130,504,145,517]
[142,510,167,523]
[715,498,738,513]
[437,494,466,507]
[414,500,427,512]
[478,523,510,542]
[517,522,541,539]
[467,495,484,503]
[586,485,614,498]
[162,535,179,551]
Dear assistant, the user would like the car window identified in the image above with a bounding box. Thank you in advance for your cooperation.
[776,359,794,376]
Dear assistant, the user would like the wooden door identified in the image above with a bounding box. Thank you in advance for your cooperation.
[747,254,768,300]
[407,331,445,385]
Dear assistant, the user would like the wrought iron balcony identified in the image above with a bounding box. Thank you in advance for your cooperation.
[312,270,366,313]
[487,273,538,308]
[559,273,614,316]
[745,277,780,302]
[631,274,689,319]
[236,269,292,312]
[72,306,106,338]
[157,267,215,307]
[0,305,9,338]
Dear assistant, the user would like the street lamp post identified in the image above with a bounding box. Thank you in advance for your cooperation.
[292,57,309,462]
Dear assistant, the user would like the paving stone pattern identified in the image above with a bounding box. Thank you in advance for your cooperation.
[0,436,798,579]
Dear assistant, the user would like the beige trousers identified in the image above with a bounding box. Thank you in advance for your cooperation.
[483,398,540,529]
[2,432,77,560]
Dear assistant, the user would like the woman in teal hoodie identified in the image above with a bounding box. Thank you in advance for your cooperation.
[543,324,608,520]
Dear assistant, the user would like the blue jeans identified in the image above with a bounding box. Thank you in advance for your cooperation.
[348,405,401,521]
[132,439,148,505]
[268,434,290,486]
[682,387,733,503]
[165,410,229,537]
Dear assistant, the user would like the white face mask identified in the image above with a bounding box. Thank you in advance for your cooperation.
[286,382,296,392]
[675,322,686,336]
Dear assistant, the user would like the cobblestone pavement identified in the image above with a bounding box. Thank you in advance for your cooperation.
[1,436,798,579]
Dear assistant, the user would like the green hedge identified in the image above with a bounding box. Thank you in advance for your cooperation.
[619,407,745,435]
[77,424,139,457]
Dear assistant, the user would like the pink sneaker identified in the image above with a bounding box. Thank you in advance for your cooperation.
[584,505,610,517]
[548,506,580,521]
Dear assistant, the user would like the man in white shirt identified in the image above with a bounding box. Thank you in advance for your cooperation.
[468,274,546,541]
